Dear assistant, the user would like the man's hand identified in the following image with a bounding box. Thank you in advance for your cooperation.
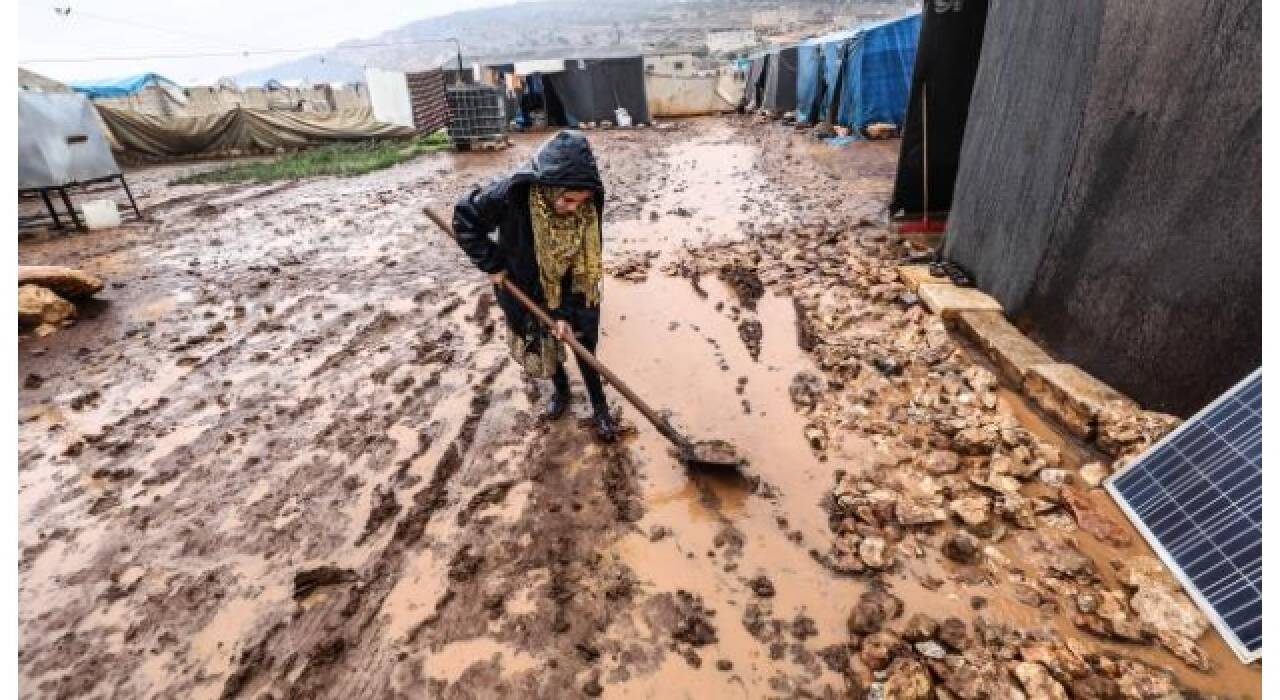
[553,320,572,342]
[488,270,506,286]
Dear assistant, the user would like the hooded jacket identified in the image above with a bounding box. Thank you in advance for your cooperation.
[453,130,606,328]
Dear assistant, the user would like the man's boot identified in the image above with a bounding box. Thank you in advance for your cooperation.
[591,402,618,443]
[545,366,571,421]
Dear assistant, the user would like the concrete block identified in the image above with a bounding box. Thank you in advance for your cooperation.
[917,284,1003,319]
[1024,363,1135,440]
[954,310,1054,385]
[896,265,949,293]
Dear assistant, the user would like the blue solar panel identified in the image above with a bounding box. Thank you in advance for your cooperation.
[1105,368,1261,663]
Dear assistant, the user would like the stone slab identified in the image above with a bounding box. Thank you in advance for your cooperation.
[896,265,950,293]
[954,310,1054,386]
[18,265,104,299]
[1023,363,1135,440]
[917,283,1003,319]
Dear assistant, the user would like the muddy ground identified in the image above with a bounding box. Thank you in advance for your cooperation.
[17,118,1262,698]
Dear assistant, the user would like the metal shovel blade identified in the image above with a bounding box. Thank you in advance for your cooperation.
[678,439,746,470]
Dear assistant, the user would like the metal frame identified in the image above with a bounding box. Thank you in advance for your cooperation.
[18,173,142,232]
[1104,367,1263,664]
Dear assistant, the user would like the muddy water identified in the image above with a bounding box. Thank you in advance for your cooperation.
[17,119,1261,698]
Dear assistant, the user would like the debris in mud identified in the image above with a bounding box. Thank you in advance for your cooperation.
[747,575,775,598]
[717,261,764,309]
[672,590,718,646]
[292,566,358,600]
[607,251,658,282]
[737,318,762,360]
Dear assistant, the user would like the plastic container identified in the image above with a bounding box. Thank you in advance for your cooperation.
[81,199,121,229]
[614,107,632,128]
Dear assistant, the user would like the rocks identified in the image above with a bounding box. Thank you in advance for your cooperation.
[1059,486,1132,547]
[948,495,991,528]
[803,424,828,451]
[952,427,1000,456]
[1013,661,1069,700]
[895,499,947,526]
[921,450,960,475]
[1095,401,1181,458]
[882,657,932,699]
[859,536,892,570]
[848,589,903,635]
[936,618,970,652]
[18,265,104,298]
[859,630,902,671]
[942,532,981,564]
[902,613,939,642]
[747,575,775,598]
[18,284,75,326]
[1078,462,1110,488]
[606,251,657,282]
[913,640,947,660]
[1037,468,1071,486]
[1129,585,1209,641]
[788,371,825,411]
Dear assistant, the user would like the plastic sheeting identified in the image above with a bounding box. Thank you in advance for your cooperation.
[95,106,415,159]
[794,41,823,123]
[19,92,121,189]
[70,72,184,99]
[836,12,921,131]
[760,46,798,115]
[890,0,989,216]
[542,57,650,126]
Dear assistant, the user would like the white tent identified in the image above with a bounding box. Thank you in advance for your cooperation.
[19,91,120,189]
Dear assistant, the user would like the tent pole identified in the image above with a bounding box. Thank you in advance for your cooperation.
[39,190,63,230]
[118,174,143,220]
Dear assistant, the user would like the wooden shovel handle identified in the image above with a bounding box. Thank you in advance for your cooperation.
[423,206,688,448]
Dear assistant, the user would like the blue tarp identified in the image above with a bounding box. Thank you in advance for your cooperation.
[836,12,921,131]
[69,72,181,99]
[795,40,823,123]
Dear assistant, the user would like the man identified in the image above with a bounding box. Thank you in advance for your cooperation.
[453,130,618,442]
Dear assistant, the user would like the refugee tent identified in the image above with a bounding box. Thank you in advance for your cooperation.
[834,12,921,132]
[520,56,650,127]
[19,67,73,93]
[890,0,988,219]
[741,52,767,110]
[794,29,859,124]
[19,92,120,189]
[759,45,798,115]
[94,106,415,159]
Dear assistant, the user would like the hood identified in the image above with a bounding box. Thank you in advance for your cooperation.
[512,130,604,194]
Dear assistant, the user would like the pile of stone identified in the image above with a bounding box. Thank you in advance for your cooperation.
[678,218,1214,682]
[18,266,104,338]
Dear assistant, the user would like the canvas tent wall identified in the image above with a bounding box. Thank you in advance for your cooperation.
[742,53,767,110]
[794,29,858,124]
[19,92,120,188]
[794,41,823,123]
[890,0,988,218]
[834,12,920,131]
[366,67,450,133]
[941,0,1259,416]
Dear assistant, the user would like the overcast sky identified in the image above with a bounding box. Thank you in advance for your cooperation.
[17,0,516,84]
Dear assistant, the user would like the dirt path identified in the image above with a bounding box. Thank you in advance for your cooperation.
[18,119,1260,698]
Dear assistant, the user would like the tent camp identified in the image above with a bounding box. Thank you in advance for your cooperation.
[504,54,650,128]
[69,72,185,100]
[18,91,140,229]
[794,29,858,124]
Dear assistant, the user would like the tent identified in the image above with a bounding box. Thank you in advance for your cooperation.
[759,45,798,115]
[19,92,120,189]
[537,57,650,127]
[834,12,921,131]
[69,72,184,99]
[741,52,767,110]
[794,29,859,124]
[18,91,140,230]
[891,0,989,218]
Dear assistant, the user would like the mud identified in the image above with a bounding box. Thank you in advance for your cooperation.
[17,118,1260,698]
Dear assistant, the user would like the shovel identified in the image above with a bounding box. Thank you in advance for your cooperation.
[424,205,745,470]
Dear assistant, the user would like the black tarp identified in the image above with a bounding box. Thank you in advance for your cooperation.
[761,46,798,115]
[943,0,1260,416]
[890,0,988,216]
[543,57,650,126]
[743,55,767,110]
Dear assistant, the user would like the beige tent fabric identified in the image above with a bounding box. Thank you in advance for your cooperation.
[95,105,416,159]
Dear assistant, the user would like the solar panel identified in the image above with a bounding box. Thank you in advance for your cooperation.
[1105,368,1261,664]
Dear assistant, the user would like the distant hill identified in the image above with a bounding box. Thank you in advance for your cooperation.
[230,0,916,86]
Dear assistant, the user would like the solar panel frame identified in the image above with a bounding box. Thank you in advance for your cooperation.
[1104,367,1262,664]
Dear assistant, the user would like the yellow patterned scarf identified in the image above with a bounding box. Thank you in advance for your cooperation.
[529,184,602,310]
